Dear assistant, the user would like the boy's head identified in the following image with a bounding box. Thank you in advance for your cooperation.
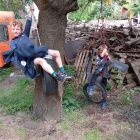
[97,45,108,56]
[12,20,23,37]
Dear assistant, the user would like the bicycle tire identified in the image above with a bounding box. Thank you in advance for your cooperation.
[83,82,106,104]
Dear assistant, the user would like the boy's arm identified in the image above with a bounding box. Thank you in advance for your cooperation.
[23,18,32,37]
[10,41,17,50]
[23,4,34,37]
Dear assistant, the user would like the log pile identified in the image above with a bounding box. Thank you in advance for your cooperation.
[93,26,140,61]
[66,20,140,61]
[65,20,140,86]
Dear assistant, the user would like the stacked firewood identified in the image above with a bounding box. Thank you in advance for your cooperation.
[65,21,140,86]
[66,23,140,61]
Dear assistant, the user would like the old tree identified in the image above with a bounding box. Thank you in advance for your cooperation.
[33,0,78,120]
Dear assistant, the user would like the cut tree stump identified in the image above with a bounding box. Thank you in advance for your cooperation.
[129,59,140,85]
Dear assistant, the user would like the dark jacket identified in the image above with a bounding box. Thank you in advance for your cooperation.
[95,55,110,78]
[3,18,48,79]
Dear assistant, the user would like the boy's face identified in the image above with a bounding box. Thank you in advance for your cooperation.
[12,25,22,37]
[98,49,103,55]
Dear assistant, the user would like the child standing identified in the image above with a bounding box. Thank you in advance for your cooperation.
[88,45,111,109]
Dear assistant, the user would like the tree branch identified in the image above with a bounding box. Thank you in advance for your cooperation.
[64,0,79,14]
[34,0,49,10]
[34,0,78,14]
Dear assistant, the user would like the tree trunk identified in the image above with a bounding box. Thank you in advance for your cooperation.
[33,76,63,120]
[33,10,66,121]
[38,9,67,60]
[33,0,78,121]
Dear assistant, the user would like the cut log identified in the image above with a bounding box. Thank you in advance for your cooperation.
[129,59,140,85]
[125,37,140,46]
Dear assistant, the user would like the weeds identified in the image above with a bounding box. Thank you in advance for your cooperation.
[64,65,75,76]
[115,86,140,109]
[63,82,80,112]
[63,65,80,112]
[121,91,132,105]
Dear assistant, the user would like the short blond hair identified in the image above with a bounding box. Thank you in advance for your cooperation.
[97,45,108,55]
[12,20,23,31]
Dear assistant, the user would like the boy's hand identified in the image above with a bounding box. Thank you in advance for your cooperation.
[30,3,34,12]
[28,3,34,17]
[100,48,107,57]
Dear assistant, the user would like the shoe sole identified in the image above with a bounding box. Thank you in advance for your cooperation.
[88,93,94,96]
[65,76,73,79]
[60,76,73,83]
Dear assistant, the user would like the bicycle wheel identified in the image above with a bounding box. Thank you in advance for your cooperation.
[83,82,106,104]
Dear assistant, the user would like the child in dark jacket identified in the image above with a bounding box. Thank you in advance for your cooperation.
[3,4,70,81]
[88,45,111,110]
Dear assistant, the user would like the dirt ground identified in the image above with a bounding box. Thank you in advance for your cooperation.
[0,74,140,140]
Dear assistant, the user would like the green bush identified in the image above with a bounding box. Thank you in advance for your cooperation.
[63,82,80,112]
[69,0,98,21]
[63,65,81,112]
[69,1,117,21]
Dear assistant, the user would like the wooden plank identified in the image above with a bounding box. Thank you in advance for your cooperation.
[74,50,90,86]
[77,50,87,84]
[82,50,90,83]
[129,59,140,85]
[74,50,86,85]
[75,51,83,70]
[81,50,90,83]
[132,66,140,84]
[131,60,140,67]
[74,49,98,86]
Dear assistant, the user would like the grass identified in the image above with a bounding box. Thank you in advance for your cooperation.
[0,121,5,129]
[115,86,140,107]
[59,110,86,131]
[0,77,34,114]
[14,127,27,138]
[84,129,102,140]
[0,67,13,82]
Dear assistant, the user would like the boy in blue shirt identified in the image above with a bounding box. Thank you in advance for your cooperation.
[3,5,70,81]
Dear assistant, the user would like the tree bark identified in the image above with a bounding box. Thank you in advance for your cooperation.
[33,75,63,120]
[38,9,67,57]
[33,0,78,120]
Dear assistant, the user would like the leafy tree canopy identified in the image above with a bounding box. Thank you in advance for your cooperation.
[0,0,140,20]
